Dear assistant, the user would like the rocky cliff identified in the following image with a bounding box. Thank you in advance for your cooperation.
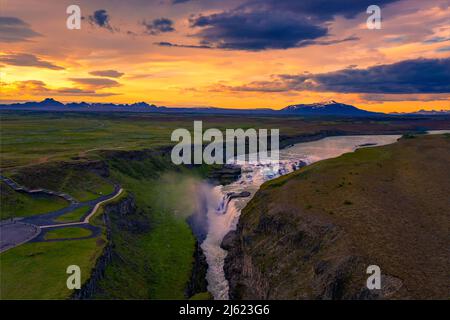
[222,204,381,299]
[185,241,209,298]
[223,135,450,299]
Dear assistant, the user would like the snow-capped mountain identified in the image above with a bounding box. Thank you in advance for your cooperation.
[281,100,380,116]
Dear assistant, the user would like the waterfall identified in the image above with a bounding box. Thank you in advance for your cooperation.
[201,186,241,300]
[199,134,402,300]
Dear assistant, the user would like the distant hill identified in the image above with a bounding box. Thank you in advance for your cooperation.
[0,99,159,112]
[1,98,447,117]
[281,100,381,116]
[390,109,450,116]
[0,98,277,114]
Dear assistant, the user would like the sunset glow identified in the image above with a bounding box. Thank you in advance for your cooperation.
[1,0,449,112]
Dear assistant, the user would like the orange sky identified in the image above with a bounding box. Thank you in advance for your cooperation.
[0,0,449,112]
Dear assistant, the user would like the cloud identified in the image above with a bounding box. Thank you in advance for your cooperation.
[246,0,400,21]
[0,53,64,70]
[436,46,450,52]
[2,80,119,97]
[0,16,41,42]
[178,0,400,51]
[188,10,328,51]
[171,0,192,4]
[223,58,450,94]
[156,35,358,50]
[88,9,115,32]
[423,36,450,44]
[89,70,124,78]
[142,18,175,35]
[155,41,212,49]
[69,77,121,89]
[361,93,450,102]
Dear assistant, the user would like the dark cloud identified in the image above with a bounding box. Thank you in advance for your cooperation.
[244,0,400,21]
[0,53,63,70]
[177,0,400,51]
[155,41,212,49]
[69,77,121,89]
[188,10,327,50]
[142,18,175,35]
[156,35,358,50]
[225,58,450,94]
[0,16,41,42]
[88,10,115,32]
[172,0,192,4]
[89,70,124,78]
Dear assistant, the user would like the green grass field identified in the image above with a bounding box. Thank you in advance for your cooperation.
[44,227,92,240]
[0,238,103,299]
[55,206,90,223]
[6,168,115,203]
[2,111,449,169]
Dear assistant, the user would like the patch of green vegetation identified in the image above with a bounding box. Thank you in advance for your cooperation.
[7,167,114,202]
[56,170,114,202]
[0,182,69,220]
[189,292,213,300]
[402,133,417,139]
[44,227,92,240]
[54,205,90,223]
[0,238,104,299]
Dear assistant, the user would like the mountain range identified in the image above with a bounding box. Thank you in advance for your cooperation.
[0,98,448,117]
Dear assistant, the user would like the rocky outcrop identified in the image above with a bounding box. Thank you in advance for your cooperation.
[228,191,251,200]
[105,194,150,234]
[207,164,241,185]
[185,240,209,298]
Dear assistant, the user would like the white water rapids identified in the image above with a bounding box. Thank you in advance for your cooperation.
[199,131,449,300]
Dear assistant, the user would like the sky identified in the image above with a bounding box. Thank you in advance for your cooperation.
[0,0,449,112]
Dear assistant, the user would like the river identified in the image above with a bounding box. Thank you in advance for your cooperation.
[200,131,449,300]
